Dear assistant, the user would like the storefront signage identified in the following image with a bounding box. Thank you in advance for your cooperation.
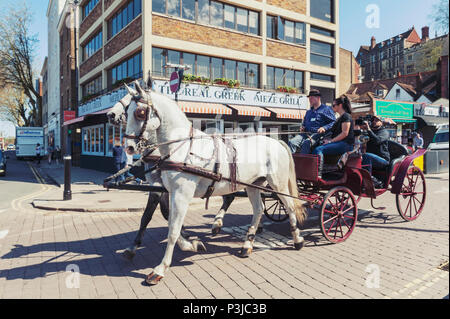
[78,81,308,117]
[375,100,413,120]
[414,103,449,117]
[64,111,76,122]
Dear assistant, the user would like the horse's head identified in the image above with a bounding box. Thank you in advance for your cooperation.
[107,81,161,154]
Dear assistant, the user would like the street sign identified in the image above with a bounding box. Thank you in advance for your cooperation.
[170,71,180,93]
[64,111,76,122]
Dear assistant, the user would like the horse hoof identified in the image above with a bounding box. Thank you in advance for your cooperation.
[145,272,163,286]
[294,241,304,251]
[193,240,207,252]
[122,248,136,260]
[256,227,263,234]
[211,227,221,236]
[238,248,252,258]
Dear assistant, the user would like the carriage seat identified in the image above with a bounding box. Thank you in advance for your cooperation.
[387,141,409,176]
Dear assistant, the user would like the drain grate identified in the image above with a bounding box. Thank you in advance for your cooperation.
[438,261,449,272]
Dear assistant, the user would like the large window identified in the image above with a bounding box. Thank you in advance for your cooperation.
[311,0,334,23]
[152,47,260,88]
[267,15,305,45]
[106,124,126,156]
[310,26,334,37]
[310,40,334,68]
[83,0,99,20]
[108,52,142,87]
[153,0,260,35]
[82,125,105,156]
[82,30,102,61]
[266,66,304,92]
[82,75,103,98]
[108,0,142,39]
[310,73,334,82]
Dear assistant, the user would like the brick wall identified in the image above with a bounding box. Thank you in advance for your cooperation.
[266,40,306,62]
[267,0,306,15]
[104,15,142,61]
[104,0,115,11]
[79,0,103,38]
[80,49,103,78]
[152,15,263,55]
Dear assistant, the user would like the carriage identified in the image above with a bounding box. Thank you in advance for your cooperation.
[260,140,427,243]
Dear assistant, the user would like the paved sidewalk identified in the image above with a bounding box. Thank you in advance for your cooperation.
[29,162,222,212]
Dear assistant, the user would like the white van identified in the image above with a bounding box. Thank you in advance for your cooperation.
[428,126,449,151]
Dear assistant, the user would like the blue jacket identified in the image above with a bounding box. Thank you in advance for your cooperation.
[303,104,336,133]
[112,146,123,164]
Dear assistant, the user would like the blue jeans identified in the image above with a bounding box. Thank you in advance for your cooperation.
[312,141,354,165]
[362,153,389,174]
[288,133,322,154]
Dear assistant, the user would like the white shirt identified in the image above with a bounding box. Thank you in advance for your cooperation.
[126,152,134,165]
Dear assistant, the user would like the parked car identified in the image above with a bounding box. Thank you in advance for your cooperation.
[428,127,449,151]
[7,144,15,150]
[0,150,7,176]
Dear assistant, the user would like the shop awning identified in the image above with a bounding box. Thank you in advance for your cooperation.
[390,118,417,123]
[91,107,113,115]
[177,101,232,115]
[63,116,84,126]
[265,107,306,120]
[227,104,271,117]
[414,115,449,127]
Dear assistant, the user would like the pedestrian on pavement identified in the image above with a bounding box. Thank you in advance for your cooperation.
[122,147,143,185]
[413,132,424,150]
[54,146,62,166]
[112,140,124,183]
[47,145,54,165]
[35,143,42,165]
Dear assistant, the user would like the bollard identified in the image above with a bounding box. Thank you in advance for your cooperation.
[63,155,72,201]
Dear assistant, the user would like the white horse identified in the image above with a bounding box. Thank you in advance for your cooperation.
[107,81,307,285]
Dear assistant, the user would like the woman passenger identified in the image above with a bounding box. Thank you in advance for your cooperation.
[313,96,354,177]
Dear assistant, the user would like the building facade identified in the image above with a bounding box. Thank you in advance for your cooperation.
[65,0,340,172]
[40,57,49,151]
[357,27,422,82]
[338,47,360,96]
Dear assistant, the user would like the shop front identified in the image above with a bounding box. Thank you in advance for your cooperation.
[72,80,308,173]
[413,102,450,147]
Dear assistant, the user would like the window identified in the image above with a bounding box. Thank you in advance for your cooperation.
[83,0,99,20]
[106,124,125,156]
[311,0,333,22]
[197,55,210,78]
[310,40,334,68]
[154,0,259,35]
[108,0,142,39]
[396,88,401,99]
[82,75,102,98]
[211,57,223,80]
[82,30,102,61]
[108,52,142,87]
[267,15,305,45]
[82,124,105,156]
[266,66,304,91]
[310,73,334,82]
[310,26,334,37]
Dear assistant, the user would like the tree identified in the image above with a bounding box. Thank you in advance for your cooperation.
[429,0,449,36]
[0,4,42,127]
[0,86,29,126]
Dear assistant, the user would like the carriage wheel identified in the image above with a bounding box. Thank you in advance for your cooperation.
[396,166,426,221]
[262,196,289,222]
[320,187,358,244]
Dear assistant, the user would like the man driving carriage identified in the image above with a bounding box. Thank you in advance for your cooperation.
[288,89,337,154]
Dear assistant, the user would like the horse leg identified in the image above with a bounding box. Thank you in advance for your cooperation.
[212,194,235,236]
[146,186,195,285]
[123,192,160,260]
[238,187,264,258]
[160,192,190,240]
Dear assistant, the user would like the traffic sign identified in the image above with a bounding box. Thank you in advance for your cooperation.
[170,71,180,93]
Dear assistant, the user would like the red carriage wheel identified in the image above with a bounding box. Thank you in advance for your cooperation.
[396,166,426,221]
[320,187,358,243]
[262,196,289,222]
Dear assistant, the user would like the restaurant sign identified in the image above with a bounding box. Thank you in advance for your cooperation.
[414,103,449,117]
[375,100,413,120]
[78,81,308,116]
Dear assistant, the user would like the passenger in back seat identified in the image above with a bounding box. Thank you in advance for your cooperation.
[360,115,390,188]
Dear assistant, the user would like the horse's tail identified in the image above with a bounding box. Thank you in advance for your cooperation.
[278,141,307,225]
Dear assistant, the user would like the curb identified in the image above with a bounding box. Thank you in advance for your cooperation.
[31,201,145,213]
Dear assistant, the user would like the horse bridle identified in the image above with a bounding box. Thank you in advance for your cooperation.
[119,94,160,141]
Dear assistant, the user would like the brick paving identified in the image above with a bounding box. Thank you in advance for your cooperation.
[0,170,448,300]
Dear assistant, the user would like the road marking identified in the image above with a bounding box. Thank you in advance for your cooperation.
[0,230,9,239]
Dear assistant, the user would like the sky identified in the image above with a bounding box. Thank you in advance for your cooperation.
[0,0,445,137]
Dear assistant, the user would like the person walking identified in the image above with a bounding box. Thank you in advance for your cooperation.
[112,140,124,183]
[123,147,143,184]
[413,132,424,150]
[35,143,42,165]
[54,146,62,166]
[47,145,54,165]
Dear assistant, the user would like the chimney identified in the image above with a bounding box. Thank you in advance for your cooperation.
[371,36,376,49]
[397,70,402,77]
[421,26,429,42]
